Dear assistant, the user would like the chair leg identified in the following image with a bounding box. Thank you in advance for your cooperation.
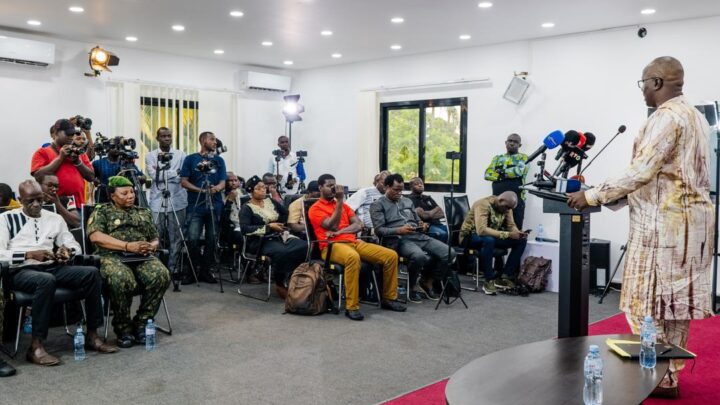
[371,269,381,307]
[156,297,173,335]
[63,304,72,337]
[104,297,111,341]
[266,265,273,302]
[13,307,24,358]
[461,255,481,292]
[337,274,344,314]
[237,259,273,302]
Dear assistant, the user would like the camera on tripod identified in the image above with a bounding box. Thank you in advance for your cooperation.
[272,149,284,160]
[296,150,308,160]
[94,133,139,161]
[445,151,462,160]
[196,158,218,174]
[73,115,93,131]
[158,151,174,164]
[215,138,228,155]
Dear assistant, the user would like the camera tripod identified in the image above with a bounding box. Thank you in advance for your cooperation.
[155,159,199,291]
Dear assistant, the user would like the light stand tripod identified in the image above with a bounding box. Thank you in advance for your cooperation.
[155,158,199,291]
[435,151,468,310]
[598,243,626,304]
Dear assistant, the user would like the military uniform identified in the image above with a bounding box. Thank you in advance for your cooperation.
[87,203,170,336]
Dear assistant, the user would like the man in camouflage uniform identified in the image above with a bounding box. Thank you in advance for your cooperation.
[87,176,170,348]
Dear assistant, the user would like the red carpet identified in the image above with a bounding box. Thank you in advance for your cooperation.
[382,314,720,404]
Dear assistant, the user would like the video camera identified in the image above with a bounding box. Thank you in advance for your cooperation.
[73,115,93,131]
[216,138,227,155]
[157,151,174,164]
[94,133,139,161]
[272,149,284,160]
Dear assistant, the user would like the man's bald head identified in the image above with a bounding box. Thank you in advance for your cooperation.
[18,179,44,218]
[495,191,518,213]
[641,56,684,107]
[18,179,42,198]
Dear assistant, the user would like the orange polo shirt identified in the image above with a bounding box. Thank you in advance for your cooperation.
[308,197,357,250]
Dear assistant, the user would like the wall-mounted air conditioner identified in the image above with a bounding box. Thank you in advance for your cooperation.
[0,36,55,67]
[239,71,291,92]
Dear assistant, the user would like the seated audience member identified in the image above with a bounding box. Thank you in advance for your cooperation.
[308,174,405,321]
[262,172,284,204]
[0,183,21,212]
[459,191,528,296]
[92,148,145,203]
[407,177,448,243]
[371,174,456,303]
[238,176,308,298]
[287,180,320,235]
[87,176,171,348]
[31,119,95,206]
[225,172,247,200]
[35,173,80,229]
[1,180,117,366]
[346,170,390,231]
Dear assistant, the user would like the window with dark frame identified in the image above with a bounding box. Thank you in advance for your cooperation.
[380,97,467,192]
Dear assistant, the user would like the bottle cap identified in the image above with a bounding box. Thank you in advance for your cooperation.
[644,315,653,322]
[589,345,599,353]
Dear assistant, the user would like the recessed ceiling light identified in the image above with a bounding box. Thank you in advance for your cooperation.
[541,22,555,28]
[641,8,656,15]
[331,53,342,58]
[320,30,333,36]
[27,20,42,26]
[262,41,273,46]
[172,24,185,31]
[229,10,244,17]
[459,34,471,40]
[125,36,138,42]
[284,60,294,65]
[391,17,404,24]
[0,36,7,39]
[69,6,84,13]
[390,44,402,50]
[477,2,493,8]
[214,49,225,54]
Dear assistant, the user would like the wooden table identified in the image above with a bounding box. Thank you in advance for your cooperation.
[445,334,669,405]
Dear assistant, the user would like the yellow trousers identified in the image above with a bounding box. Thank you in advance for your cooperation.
[322,241,398,311]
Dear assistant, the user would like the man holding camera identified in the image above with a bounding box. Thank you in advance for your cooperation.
[145,127,188,281]
[484,133,528,228]
[31,119,95,206]
[92,143,145,204]
[181,131,227,283]
[267,135,298,195]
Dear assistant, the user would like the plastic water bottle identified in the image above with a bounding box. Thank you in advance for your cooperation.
[583,345,604,404]
[536,224,546,241]
[73,327,86,361]
[640,315,657,369]
[398,285,407,297]
[145,319,156,351]
[23,313,32,334]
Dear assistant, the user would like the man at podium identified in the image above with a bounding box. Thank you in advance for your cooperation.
[567,56,714,398]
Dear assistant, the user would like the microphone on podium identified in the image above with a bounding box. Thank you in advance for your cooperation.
[580,125,627,174]
[526,130,565,163]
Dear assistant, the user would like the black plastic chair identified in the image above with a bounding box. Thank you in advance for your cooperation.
[235,227,275,302]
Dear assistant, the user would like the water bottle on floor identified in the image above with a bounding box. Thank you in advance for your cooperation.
[23,312,32,335]
[583,345,603,404]
[74,327,86,361]
[536,224,545,241]
[145,319,156,351]
[640,315,657,369]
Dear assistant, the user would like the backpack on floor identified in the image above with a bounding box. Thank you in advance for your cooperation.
[285,262,333,315]
[517,256,552,293]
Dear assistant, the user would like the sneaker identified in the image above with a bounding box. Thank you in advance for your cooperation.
[494,278,515,290]
[483,281,497,295]
[345,309,365,321]
[417,283,439,301]
[408,290,423,303]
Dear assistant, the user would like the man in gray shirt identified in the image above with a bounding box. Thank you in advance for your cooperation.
[370,173,455,303]
[145,127,188,283]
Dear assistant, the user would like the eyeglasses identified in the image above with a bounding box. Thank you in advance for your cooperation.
[637,77,662,90]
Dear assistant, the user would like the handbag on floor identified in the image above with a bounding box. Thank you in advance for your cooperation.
[285,262,332,315]
[517,256,552,293]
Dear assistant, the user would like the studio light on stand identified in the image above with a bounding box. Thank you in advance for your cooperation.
[282,94,305,149]
[85,46,119,77]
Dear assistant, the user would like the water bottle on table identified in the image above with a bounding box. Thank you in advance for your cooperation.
[74,326,86,361]
[145,319,156,351]
[640,315,657,369]
[583,344,604,405]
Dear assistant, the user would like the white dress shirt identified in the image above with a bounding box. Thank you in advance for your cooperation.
[0,208,81,266]
[146,148,188,212]
[267,154,299,194]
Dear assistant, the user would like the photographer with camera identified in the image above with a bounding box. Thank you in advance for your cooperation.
[145,127,188,281]
[484,133,528,228]
[31,119,95,206]
[70,115,95,160]
[181,131,227,284]
[92,136,146,204]
[267,135,299,195]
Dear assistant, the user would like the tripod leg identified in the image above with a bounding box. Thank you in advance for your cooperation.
[599,244,627,304]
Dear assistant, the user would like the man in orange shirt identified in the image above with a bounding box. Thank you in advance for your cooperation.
[308,174,406,320]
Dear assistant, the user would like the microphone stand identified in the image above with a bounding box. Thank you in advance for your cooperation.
[580,128,624,175]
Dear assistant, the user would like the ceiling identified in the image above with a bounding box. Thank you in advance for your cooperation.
[1,0,720,70]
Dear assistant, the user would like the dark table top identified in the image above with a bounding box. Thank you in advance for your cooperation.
[445,334,669,405]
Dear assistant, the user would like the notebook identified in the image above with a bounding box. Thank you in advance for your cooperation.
[605,338,695,360]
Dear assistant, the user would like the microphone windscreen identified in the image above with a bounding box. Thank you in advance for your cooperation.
[543,130,565,148]
[566,179,582,192]
[582,132,596,150]
[563,130,581,145]
[618,125,627,133]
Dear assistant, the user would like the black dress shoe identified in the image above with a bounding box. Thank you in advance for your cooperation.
[116,333,135,348]
[0,359,16,377]
[381,300,407,312]
[198,271,218,284]
[345,309,365,321]
[180,274,196,285]
[134,329,146,345]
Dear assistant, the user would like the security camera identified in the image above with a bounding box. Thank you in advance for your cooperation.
[637,27,647,38]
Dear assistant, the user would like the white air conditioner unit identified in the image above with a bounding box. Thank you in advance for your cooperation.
[239,71,291,92]
[0,36,55,67]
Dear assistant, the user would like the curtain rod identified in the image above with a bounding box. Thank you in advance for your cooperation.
[362,77,491,92]
[104,77,247,96]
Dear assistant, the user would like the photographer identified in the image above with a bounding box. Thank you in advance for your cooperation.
[31,119,95,206]
[484,133,528,228]
[70,115,96,161]
[145,127,187,280]
[92,141,146,204]
[181,131,227,284]
[267,135,298,195]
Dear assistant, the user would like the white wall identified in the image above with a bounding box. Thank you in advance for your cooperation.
[291,16,720,280]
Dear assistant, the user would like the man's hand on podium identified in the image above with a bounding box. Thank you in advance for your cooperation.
[566,191,589,210]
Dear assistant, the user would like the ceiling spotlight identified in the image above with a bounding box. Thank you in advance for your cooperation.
[27,20,42,26]
[214,49,225,54]
[230,10,244,17]
[283,94,305,123]
[459,34,471,40]
[69,6,84,13]
[331,53,342,58]
[541,22,555,28]
[284,60,294,65]
[86,45,119,77]
[641,8,656,15]
[125,36,138,42]
[391,17,404,23]
[320,30,333,36]
[262,41,273,46]
[477,2,493,8]
[390,44,402,50]
[172,24,185,31]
